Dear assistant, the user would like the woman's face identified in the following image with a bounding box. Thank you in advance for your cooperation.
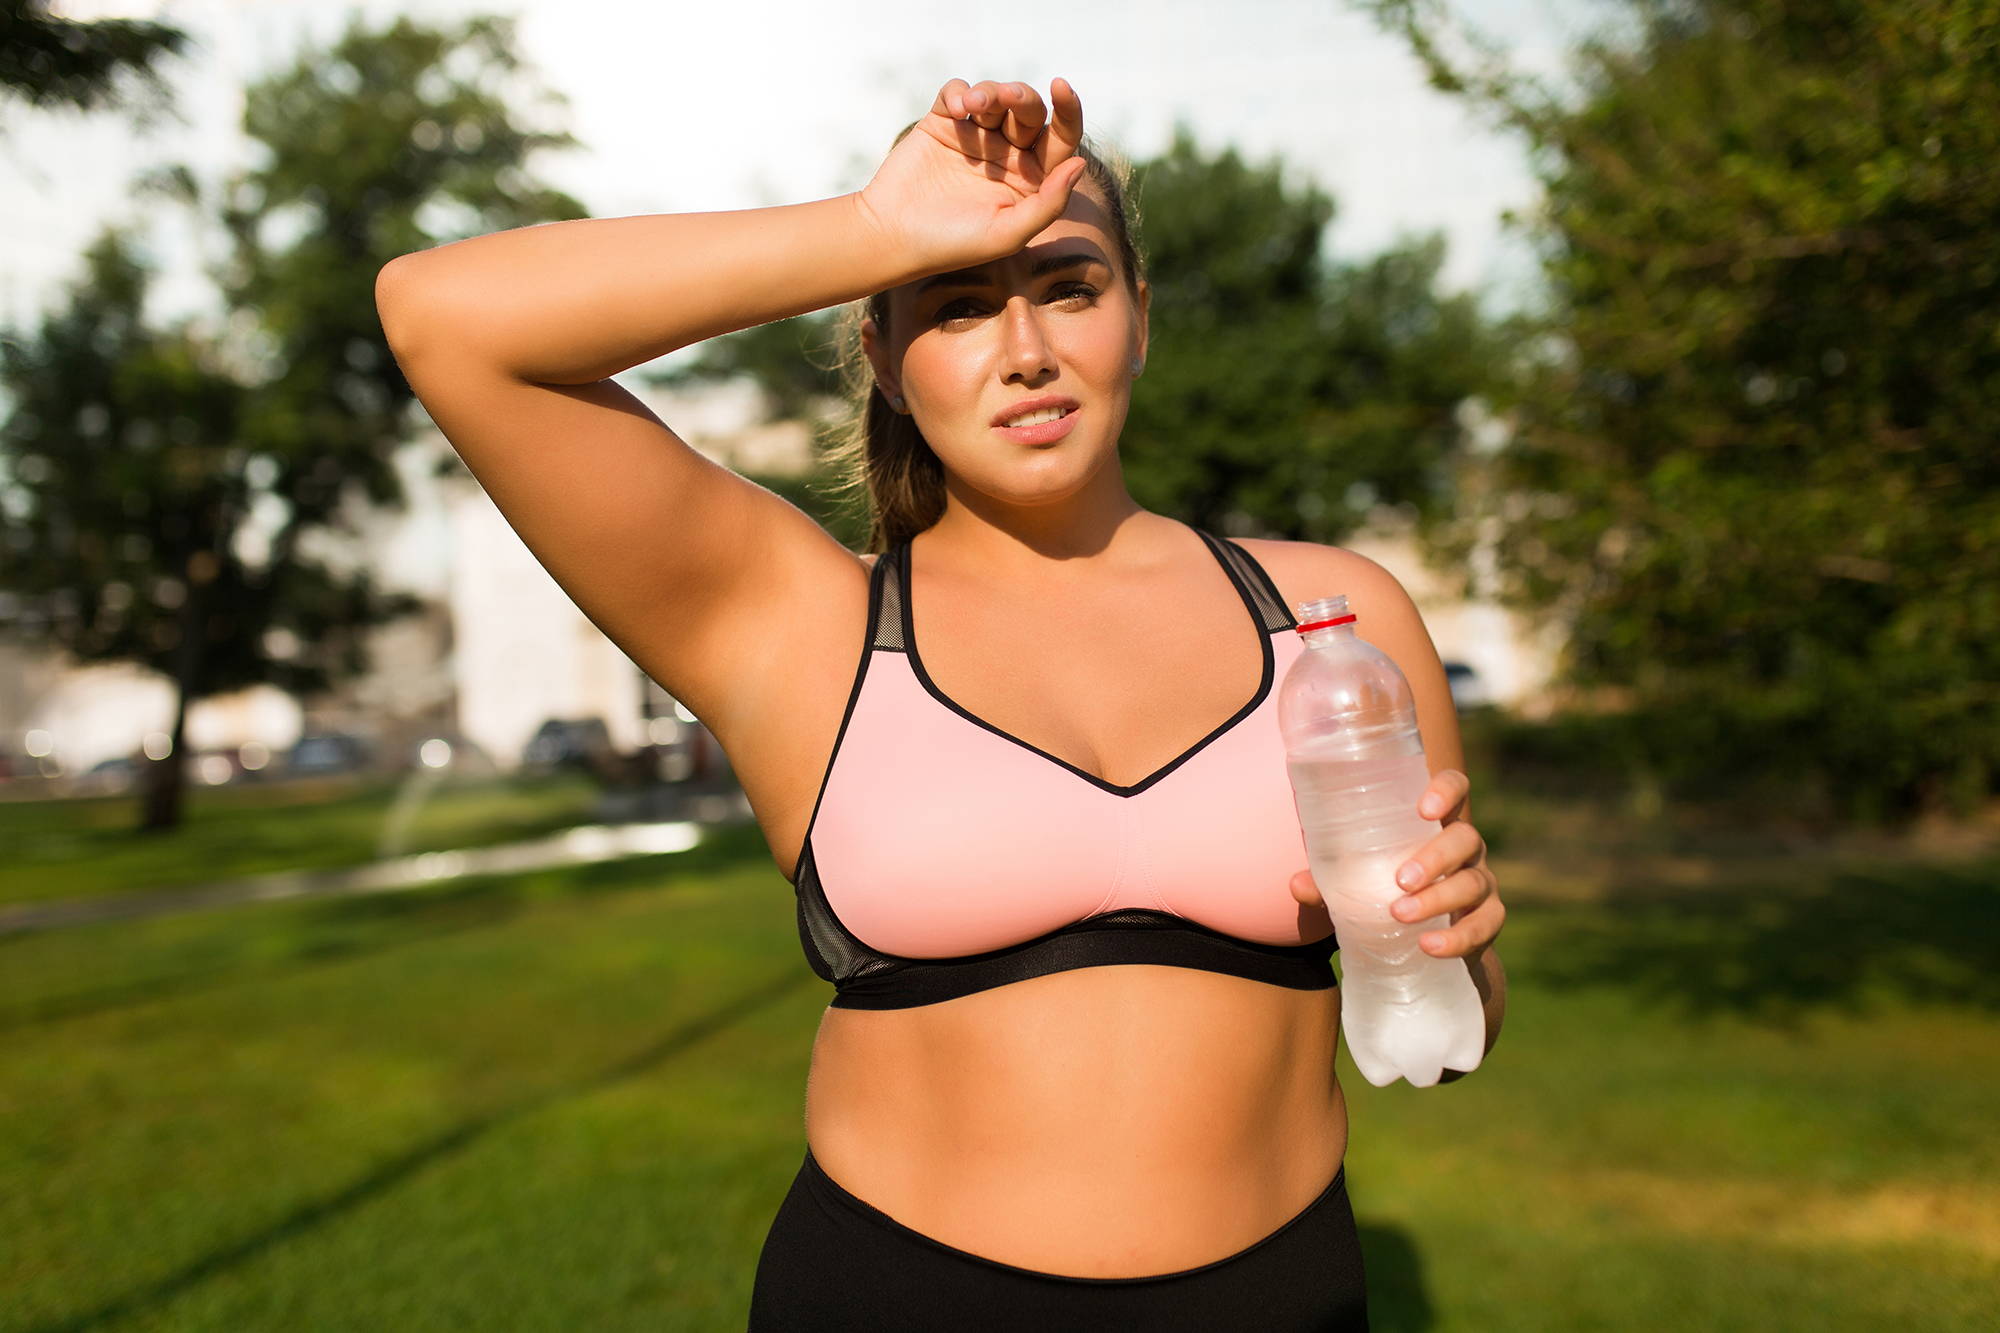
[862,178,1150,509]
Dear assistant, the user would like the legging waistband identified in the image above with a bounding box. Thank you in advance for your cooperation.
[800,1146,1350,1285]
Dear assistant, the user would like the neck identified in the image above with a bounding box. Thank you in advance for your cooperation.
[920,483,1166,580]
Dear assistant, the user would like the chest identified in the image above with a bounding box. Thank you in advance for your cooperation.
[809,627,1325,959]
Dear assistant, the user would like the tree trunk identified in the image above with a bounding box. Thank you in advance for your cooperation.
[139,553,214,834]
[139,682,190,833]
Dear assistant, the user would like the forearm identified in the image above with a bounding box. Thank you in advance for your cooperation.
[376,193,913,384]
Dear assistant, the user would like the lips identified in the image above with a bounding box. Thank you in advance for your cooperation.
[991,395,1081,429]
[993,404,1081,446]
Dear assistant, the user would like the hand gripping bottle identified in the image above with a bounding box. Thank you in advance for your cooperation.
[1279,594,1485,1088]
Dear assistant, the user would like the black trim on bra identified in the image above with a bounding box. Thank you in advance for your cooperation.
[795,850,1338,1009]
[785,549,889,891]
[894,521,1283,799]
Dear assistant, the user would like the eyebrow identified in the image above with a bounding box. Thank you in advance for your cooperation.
[913,251,1109,297]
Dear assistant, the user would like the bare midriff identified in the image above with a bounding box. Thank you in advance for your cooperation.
[802,962,1348,1279]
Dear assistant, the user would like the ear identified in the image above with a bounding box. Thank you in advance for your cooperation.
[1133,278,1151,367]
[861,315,899,404]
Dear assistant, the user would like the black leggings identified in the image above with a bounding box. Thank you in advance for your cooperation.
[748,1147,1369,1331]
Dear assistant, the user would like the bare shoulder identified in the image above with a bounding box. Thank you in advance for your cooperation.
[1234,535,1465,772]
[1231,536,1425,630]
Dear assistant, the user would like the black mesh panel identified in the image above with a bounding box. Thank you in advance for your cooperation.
[1205,533,1298,632]
[873,544,907,652]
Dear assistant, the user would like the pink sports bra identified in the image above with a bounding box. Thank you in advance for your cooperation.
[789,523,1339,1009]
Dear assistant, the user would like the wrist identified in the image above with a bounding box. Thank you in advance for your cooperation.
[843,189,948,292]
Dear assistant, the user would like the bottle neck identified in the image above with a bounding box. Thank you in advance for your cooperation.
[1295,595,1357,648]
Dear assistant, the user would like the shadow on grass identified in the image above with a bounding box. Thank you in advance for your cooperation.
[1526,855,2000,1026]
[0,821,781,1034]
[28,966,815,1333]
[1356,1221,1437,1331]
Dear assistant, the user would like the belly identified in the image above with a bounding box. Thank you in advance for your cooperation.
[803,965,1349,1278]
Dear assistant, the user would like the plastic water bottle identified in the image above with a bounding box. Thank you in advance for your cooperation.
[1279,594,1485,1088]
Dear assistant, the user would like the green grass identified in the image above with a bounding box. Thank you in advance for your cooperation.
[2,797,1996,1330]
[0,772,605,908]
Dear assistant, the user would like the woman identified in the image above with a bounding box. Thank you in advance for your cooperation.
[377,76,1507,1330]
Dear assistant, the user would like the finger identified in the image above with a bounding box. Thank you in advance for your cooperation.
[1417,768,1471,821]
[1001,80,1047,150]
[1289,867,1323,907]
[1391,862,1495,925]
[1393,820,1487,894]
[1418,894,1505,958]
[1041,75,1084,165]
[933,77,973,122]
[1023,154,1086,215]
[968,80,1012,131]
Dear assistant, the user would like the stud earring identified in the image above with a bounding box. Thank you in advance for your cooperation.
[890,394,906,412]
[1130,359,1144,377]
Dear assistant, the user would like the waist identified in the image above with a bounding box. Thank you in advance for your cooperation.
[803,966,1347,1256]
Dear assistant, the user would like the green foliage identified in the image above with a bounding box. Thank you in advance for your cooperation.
[0,12,587,829]
[1123,126,1514,547]
[0,0,190,126]
[0,227,390,703]
[1361,0,2000,825]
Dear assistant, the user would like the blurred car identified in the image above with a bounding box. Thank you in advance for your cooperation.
[284,731,377,778]
[71,755,140,796]
[189,749,245,787]
[400,732,499,777]
[1443,661,1492,711]
[521,717,616,775]
[642,702,728,784]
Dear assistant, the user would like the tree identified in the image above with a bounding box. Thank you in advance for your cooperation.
[0,12,589,831]
[1359,0,2000,824]
[0,0,190,129]
[1120,126,1511,546]
[658,126,1511,551]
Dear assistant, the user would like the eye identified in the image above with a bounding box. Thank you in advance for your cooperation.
[932,282,1101,326]
[933,298,986,324]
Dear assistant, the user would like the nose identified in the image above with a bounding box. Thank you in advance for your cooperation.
[998,295,1056,385]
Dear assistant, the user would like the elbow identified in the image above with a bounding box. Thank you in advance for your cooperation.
[374,255,436,360]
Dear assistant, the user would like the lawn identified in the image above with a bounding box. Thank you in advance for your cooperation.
[2,790,1995,1330]
[0,771,605,908]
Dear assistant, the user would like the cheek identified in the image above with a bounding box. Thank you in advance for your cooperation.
[902,341,986,403]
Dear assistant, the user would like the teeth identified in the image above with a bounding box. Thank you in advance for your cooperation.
[1002,406,1069,428]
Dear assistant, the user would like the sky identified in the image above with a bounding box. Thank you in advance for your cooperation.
[2,0,1620,344]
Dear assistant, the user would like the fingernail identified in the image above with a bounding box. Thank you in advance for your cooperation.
[1396,862,1423,888]
[1420,797,1441,817]
[1392,899,1416,921]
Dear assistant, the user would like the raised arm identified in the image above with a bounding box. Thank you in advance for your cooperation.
[371,77,1088,762]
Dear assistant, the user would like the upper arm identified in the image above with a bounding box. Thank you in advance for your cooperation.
[375,258,862,737]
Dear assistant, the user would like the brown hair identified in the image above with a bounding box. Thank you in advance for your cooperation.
[812,126,1146,555]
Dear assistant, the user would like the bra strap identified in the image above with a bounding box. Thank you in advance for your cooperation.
[871,540,908,652]
[1201,531,1298,632]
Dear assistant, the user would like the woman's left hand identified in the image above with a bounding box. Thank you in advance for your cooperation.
[1289,767,1505,961]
